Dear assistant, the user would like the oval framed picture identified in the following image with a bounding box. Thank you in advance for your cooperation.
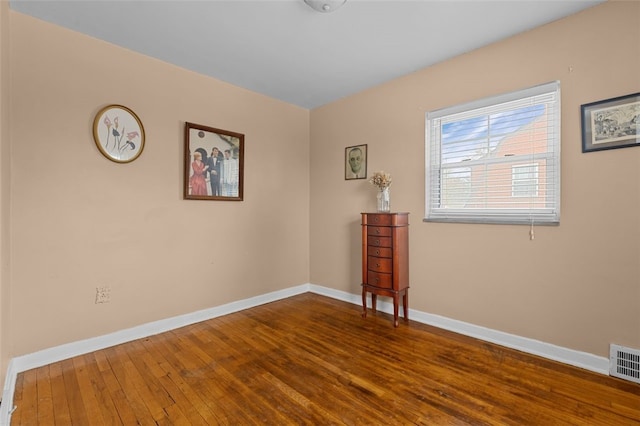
[92,104,145,163]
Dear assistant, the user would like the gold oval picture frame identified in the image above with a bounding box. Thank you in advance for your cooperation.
[93,104,145,163]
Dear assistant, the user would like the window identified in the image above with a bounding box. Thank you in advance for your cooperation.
[425,81,560,225]
[512,164,539,198]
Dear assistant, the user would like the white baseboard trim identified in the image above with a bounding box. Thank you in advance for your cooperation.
[1,283,609,425]
[309,284,609,375]
[0,359,17,425]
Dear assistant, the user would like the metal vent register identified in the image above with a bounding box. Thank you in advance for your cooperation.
[610,344,640,384]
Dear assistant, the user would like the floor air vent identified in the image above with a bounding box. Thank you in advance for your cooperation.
[610,344,640,384]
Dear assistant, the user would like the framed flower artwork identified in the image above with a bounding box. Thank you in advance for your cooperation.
[92,104,145,163]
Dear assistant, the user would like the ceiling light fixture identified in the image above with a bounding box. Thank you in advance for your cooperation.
[304,0,347,13]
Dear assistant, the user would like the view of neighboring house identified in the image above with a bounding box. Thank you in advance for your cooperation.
[441,105,553,211]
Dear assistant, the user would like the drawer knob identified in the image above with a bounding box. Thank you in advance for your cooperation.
[376,263,380,268]
[375,239,380,245]
[375,229,380,234]
[375,250,380,255]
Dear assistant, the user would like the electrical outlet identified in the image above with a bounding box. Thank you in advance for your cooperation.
[95,286,111,304]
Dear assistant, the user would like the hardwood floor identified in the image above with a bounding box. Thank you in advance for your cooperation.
[11,293,640,425]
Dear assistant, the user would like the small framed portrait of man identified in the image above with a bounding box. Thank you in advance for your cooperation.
[345,144,367,180]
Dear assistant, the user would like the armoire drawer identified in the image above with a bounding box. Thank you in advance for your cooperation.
[368,246,392,258]
[368,236,392,248]
[367,226,392,237]
[367,271,392,289]
[367,256,392,273]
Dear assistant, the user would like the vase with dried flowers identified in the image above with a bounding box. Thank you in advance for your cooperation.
[369,171,392,212]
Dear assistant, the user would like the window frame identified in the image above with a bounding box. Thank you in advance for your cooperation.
[425,81,561,225]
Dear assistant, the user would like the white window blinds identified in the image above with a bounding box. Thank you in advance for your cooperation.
[425,81,560,225]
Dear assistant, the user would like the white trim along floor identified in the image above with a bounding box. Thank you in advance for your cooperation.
[0,283,609,426]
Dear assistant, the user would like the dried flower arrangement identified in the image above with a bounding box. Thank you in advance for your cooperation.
[369,171,392,189]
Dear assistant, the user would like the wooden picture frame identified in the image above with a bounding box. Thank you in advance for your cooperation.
[581,92,640,153]
[184,122,244,201]
[92,104,145,163]
[345,144,367,180]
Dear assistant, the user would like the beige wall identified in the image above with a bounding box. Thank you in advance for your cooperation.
[310,1,640,357]
[8,13,310,356]
[4,1,639,364]
[1,0,12,386]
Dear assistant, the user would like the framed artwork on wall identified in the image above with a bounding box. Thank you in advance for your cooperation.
[345,144,367,180]
[581,92,640,153]
[92,104,145,163]
[184,122,244,201]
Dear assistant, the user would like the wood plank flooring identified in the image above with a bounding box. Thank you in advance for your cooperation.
[11,293,640,425]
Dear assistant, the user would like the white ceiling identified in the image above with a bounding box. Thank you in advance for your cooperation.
[10,0,604,109]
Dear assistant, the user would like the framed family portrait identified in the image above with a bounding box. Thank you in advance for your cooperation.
[184,122,244,201]
[345,144,367,180]
[581,92,640,153]
[93,104,145,163]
